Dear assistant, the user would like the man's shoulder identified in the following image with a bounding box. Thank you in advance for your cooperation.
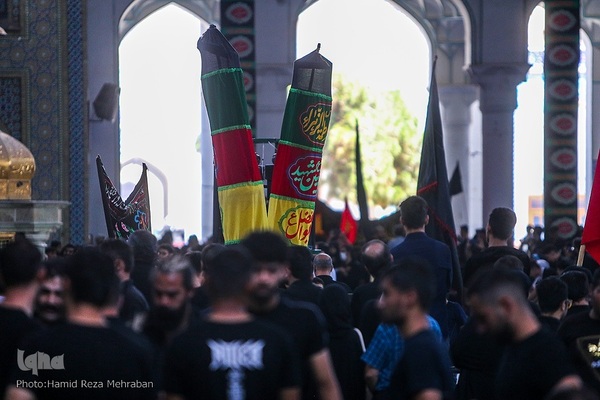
[558,311,599,340]
[0,307,42,336]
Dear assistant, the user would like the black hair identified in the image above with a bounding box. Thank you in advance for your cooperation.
[99,238,134,273]
[467,267,530,306]
[200,243,227,272]
[536,276,568,313]
[64,246,120,307]
[399,196,428,230]
[204,246,253,301]
[383,257,436,311]
[240,230,288,264]
[559,270,589,302]
[127,230,157,263]
[287,245,313,281]
[488,207,517,241]
[0,237,43,287]
[185,251,203,274]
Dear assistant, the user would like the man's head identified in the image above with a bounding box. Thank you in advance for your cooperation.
[487,207,517,242]
[287,245,314,281]
[99,238,134,281]
[241,231,288,306]
[559,270,589,303]
[127,230,158,263]
[0,236,43,289]
[203,246,253,302]
[151,255,194,312]
[399,196,429,230]
[467,267,532,343]
[313,252,334,276]
[536,276,568,318]
[361,239,391,279]
[377,257,436,325]
[34,257,66,324]
[64,246,120,309]
[157,243,175,260]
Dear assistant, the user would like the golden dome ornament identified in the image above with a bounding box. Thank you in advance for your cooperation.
[0,130,35,200]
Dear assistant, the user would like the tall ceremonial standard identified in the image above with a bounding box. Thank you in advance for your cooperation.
[96,155,151,239]
[267,44,333,246]
[416,57,463,299]
[197,24,268,245]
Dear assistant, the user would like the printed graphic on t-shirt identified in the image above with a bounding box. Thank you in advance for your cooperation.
[576,335,600,381]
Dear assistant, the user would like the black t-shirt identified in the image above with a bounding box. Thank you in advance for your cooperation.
[558,311,600,393]
[0,307,43,395]
[9,322,156,400]
[164,319,301,400]
[388,329,455,400]
[119,280,149,324]
[463,246,531,287]
[496,328,575,400]
[251,296,328,400]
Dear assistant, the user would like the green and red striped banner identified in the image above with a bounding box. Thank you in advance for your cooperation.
[267,47,332,245]
[198,25,267,244]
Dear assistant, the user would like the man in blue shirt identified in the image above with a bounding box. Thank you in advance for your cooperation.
[362,317,442,399]
[390,195,452,340]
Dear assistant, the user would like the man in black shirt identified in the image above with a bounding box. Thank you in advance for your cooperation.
[463,207,531,287]
[558,269,600,394]
[379,258,455,400]
[469,267,581,400]
[283,245,323,306]
[6,247,155,400]
[241,231,342,400]
[0,237,44,396]
[164,246,301,400]
[351,239,392,327]
[99,239,148,327]
[536,276,569,332]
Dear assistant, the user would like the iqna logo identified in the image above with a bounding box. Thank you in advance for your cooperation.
[17,349,65,376]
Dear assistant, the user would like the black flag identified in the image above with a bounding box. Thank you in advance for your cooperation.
[355,120,369,224]
[416,57,463,301]
[449,162,463,197]
[96,156,151,239]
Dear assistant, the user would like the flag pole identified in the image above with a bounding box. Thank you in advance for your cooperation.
[577,244,586,266]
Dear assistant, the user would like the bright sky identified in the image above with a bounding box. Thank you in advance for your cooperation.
[297,0,430,124]
[117,2,588,242]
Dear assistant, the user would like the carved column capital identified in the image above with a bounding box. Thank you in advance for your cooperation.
[467,63,531,112]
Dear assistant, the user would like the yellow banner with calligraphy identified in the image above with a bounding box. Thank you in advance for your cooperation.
[267,195,315,246]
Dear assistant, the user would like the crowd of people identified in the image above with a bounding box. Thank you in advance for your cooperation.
[1,194,600,399]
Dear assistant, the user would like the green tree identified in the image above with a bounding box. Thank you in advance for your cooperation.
[320,74,421,209]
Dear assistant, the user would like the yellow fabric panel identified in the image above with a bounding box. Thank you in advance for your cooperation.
[219,183,268,244]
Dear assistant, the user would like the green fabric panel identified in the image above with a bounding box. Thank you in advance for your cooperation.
[202,68,249,132]
[280,88,332,150]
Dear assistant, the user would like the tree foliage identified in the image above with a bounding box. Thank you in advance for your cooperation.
[320,74,421,209]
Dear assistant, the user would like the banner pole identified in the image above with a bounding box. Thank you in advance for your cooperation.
[577,244,586,267]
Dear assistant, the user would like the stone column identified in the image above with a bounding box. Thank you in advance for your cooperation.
[468,63,531,224]
[543,1,580,240]
[438,84,479,232]
[199,102,214,241]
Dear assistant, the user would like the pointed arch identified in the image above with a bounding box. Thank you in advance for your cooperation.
[119,0,218,40]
